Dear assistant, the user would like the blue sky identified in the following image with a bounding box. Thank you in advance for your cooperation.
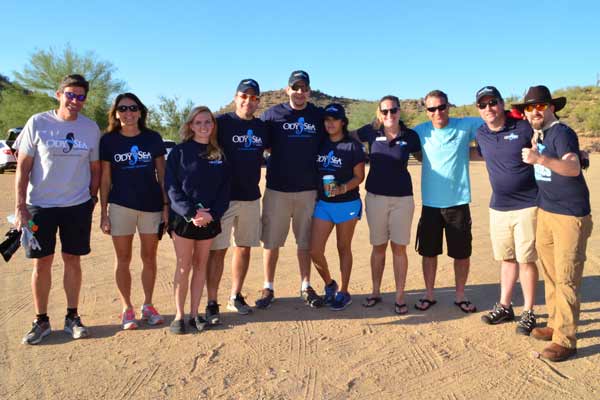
[4,1,599,111]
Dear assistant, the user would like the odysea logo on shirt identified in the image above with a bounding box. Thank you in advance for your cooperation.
[317,150,342,169]
[283,117,316,136]
[504,133,519,141]
[114,145,152,165]
[232,129,263,149]
[208,159,223,165]
[45,132,89,153]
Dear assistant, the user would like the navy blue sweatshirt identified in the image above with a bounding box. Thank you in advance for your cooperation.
[165,141,231,221]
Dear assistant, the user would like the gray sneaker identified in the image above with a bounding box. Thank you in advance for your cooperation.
[516,310,537,336]
[64,315,89,339]
[301,286,324,308]
[227,293,253,315]
[22,319,51,345]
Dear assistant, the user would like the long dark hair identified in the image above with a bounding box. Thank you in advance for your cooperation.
[107,92,148,133]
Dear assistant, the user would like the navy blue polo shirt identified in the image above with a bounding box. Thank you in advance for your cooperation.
[534,123,590,217]
[357,123,421,197]
[216,112,270,201]
[476,118,537,211]
[100,129,166,212]
[261,102,325,192]
[316,136,366,202]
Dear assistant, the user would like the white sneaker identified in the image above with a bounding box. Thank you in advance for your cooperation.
[121,308,138,330]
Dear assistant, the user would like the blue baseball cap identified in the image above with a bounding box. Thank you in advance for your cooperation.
[324,103,346,120]
[236,79,260,95]
[288,70,310,87]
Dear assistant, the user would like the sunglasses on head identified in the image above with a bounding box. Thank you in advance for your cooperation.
[238,93,260,101]
[524,103,549,113]
[117,105,140,112]
[64,91,86,101]
[426,104,448,113]
[477,99,500,109]
[380,107,399,116]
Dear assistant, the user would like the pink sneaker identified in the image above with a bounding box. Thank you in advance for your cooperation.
[141,304,164,326]
[121,308,138,330]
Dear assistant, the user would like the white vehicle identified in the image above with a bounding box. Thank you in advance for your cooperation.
[163,139,176,159]
[0,128,21,174]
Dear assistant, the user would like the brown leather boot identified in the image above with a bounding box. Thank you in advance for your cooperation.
[531,327,553,341]
[540,343,577,362]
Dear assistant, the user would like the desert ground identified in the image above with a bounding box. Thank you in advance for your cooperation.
[0,157,599,400]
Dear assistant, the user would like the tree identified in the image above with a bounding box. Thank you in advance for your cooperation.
[147,96,194,140]
[0,76,57,134]
[13,44,125,129]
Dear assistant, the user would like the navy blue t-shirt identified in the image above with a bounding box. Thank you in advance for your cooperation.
[261,102,324,192]
[534,123,590,217]
[357,123,421,197]
[100,130,166,212]
[216,112,270,201]
[316,136,366,202]
[165,141,231,221]
[476,118,537,211]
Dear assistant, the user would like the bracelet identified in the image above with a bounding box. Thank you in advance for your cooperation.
[343,184,347,194]
[91,195,98,202]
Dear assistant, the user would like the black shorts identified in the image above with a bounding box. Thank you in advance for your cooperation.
[168,213,221,241]
[415,204,472,259]
[25,199,94,259]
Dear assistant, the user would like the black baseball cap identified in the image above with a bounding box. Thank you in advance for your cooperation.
[476,86,503,103]
[288,70,310,87]
[324,103,346,120]
[236,79,260,95]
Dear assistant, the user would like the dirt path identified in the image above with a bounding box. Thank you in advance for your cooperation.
[1,158,599,399]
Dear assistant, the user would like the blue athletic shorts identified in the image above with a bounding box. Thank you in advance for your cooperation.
[313,199,362,224]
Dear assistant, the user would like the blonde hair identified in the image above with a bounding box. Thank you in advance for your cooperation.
[374,95,401,130]
[179,106,223,160]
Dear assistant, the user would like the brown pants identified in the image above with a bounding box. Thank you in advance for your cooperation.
[536,209,593,349]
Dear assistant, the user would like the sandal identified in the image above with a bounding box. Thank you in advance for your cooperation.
[454,300,477,313]
[362,296,382,308]
[394,303,408,315]
[414,298,437,311]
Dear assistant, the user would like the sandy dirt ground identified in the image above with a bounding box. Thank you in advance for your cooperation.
[0,157,599,400]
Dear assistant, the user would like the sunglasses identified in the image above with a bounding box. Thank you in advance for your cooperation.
[238,93,260,101]
[380,107,399,116]
[426,104,448,113]
[63,91,87,101]
[291,84,310,93]
[477,99,500,109]
[524,103,549,113]
[117,105,140,112]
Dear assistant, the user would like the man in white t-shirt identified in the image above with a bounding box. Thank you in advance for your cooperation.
[15,74,101,345]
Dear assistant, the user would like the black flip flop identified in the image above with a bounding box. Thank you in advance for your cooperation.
[414,298,437,311]
[394,303,408,315]
[362,296,382,308]
[454,300,477,313]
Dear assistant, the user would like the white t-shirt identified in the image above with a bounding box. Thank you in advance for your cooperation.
[19,110,100,207]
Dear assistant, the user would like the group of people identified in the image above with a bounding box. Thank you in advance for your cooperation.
[14,71,592,363]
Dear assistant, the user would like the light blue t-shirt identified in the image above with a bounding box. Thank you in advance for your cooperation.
[413,117,483,208]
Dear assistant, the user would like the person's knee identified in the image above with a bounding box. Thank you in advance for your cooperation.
[390,243,407,256]
[372,243,387,256]
[62,253,81,269]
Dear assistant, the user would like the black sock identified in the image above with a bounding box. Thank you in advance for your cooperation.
[36,313,49,322]
[66,308,78,319]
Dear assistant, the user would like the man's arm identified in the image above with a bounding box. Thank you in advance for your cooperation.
[15,152,34,231]
[522,146,581,177]
[469,146,484,161]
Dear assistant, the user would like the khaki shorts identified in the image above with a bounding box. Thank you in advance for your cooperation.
[365,192,414,246]
[211,200,261,250]
[109,203,162,236]
[489,206,537,263]
[261,188,316,250]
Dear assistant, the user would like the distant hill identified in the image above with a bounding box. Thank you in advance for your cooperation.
[218,86,600,136]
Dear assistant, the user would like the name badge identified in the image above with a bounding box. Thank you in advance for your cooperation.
[375,136,387,142]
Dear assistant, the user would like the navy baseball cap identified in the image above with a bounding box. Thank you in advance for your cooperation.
[236,79,260,95]
[288,70,310,87]
[476,86,503,103]
[324,103,346,120]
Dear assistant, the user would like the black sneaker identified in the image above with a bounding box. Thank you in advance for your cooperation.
[255,288,274,309]
[22,319,51,345]
[481,303,514,325]
[301,286,324,308]
[205,301,220,325]
[189,315,208,332]
[323,280,338,305]
[169,319,186,335]
[516,310,537,336]
[64,315,89,339]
